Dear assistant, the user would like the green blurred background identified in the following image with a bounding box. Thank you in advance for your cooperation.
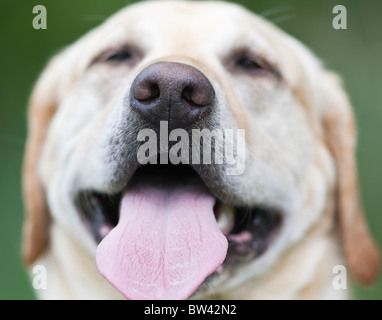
[0,0,381,299]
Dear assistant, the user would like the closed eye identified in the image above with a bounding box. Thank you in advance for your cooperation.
[89,45,142,67]
[236,55,263,71]
[106,50,134,62]
[226,48,282,80]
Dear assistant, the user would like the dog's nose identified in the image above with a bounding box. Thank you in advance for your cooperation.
[130,62,215,128]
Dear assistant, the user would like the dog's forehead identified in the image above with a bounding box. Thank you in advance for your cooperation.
[92,1,276,55]
[66,0,319,112]
[111,0,253,31]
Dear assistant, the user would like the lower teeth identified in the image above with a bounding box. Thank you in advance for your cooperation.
[217,204,235,235]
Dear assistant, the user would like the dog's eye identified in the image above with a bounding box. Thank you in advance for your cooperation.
[89,46,142,67]
[236,56,263,71]
[106,50,134,62]
[228,51,282,80]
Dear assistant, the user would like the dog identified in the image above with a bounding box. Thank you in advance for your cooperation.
[23,0,379,299]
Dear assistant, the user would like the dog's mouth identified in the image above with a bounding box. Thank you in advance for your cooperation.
[76,163,281,299]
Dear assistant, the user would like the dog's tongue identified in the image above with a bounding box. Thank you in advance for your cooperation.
[96,178,228,300]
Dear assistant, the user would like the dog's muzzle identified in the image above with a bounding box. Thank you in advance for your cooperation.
[76,61,282,300]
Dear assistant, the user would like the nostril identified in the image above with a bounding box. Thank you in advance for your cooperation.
[133,81,160,103]
[181,86,195,106]
[181,84,215,107]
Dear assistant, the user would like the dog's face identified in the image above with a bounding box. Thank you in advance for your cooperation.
[23,1,378,299]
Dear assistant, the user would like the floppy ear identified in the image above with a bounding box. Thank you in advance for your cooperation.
[323,72,379,285]
[22,55,64,266]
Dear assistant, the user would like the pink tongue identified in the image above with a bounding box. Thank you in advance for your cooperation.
[96,178,228,300]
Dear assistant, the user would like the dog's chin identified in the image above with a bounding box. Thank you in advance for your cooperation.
[75,161,282,297]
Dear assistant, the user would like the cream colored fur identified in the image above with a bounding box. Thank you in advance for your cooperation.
[23,1,378,299]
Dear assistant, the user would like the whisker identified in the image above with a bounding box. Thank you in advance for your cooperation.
[259,6,294,19]
[271,13,296,25]
[259,6,296,25]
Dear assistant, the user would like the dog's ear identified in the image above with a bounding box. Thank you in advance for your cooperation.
[322,72,379,285]
[22,55,64,267]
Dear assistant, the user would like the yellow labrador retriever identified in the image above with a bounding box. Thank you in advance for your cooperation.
[23,0,379,299]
